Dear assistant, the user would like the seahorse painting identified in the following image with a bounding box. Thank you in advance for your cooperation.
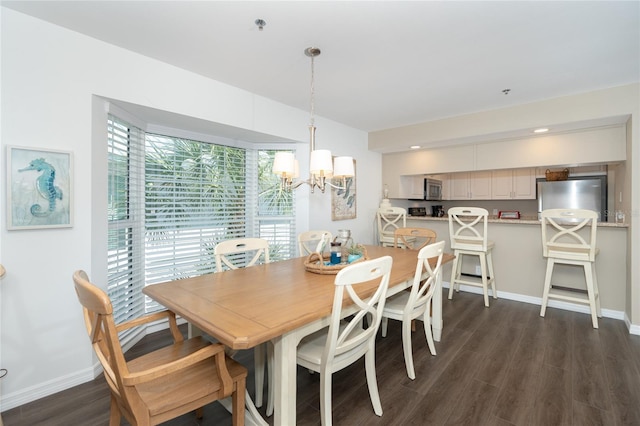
[19,158,63,217]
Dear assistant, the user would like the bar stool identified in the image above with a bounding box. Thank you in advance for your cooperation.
[540,209,601,328]
[447,207,496,307]
[376,207,409,247]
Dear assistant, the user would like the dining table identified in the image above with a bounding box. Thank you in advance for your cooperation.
[143,244,454,425]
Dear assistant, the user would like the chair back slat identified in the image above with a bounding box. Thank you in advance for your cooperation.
[377,207,407,244]
[214,237,270,272]
[298,230,333,256]
[324,256,392,364]
[73,271,132,413]
[448,207,489,251]
[541,209,598,261]
[407,241,445,312]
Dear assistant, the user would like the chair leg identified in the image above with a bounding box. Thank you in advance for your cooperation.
[254,343,266,407]
[487,251,497,299]
[584,262,599,329]
[448,253,460,300]
[381,317,389,337]
[540,258,554,317]
[401,318,416,380]
[479,253,489,307]
[108,395,121,426]
[233,381,246,426]
[364,348,383,416]
[592,262,602,318]
[320,370,333,426]
[423,310,436,357]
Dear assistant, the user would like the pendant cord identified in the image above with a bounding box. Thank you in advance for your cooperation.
[310,54,315,127]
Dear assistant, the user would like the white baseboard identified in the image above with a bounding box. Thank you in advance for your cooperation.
[442,281,634,333]
[1,366,95,412]
[0,317,187,412]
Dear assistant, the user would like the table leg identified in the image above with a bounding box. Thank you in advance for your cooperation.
[218,391,267,426]
[272,331,298,426]
[432,270,443,342]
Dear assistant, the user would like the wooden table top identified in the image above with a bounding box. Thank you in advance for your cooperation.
[143,245,454,350]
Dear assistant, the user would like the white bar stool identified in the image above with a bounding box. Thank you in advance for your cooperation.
[540,209,601,328]
[447,207,496,307]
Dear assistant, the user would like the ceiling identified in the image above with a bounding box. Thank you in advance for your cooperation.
[3,1,639,150]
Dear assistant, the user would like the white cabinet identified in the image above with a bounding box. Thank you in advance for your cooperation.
[492,168,535,199]
[449,171,492,200]
[399,175,425,199]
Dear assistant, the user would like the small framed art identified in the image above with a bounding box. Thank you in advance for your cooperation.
[7,146,73,230]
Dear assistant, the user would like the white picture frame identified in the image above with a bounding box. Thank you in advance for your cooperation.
[7,146,73,230]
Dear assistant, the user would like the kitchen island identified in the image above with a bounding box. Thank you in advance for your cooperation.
[406,216,628,318]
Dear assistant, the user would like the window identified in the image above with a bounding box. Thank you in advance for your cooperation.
[107,115,295,322]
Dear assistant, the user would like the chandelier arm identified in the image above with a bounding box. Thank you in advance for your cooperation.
[324,178,348,190]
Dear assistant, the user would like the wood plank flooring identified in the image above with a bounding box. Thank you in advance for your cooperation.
[5,291,640,425]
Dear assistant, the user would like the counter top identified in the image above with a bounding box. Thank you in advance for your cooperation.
[407,215,629,228]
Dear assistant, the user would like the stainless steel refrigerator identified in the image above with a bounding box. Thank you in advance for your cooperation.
[537,176,607,222]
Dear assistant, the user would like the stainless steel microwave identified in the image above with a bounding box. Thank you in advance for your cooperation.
[424,178,443,201]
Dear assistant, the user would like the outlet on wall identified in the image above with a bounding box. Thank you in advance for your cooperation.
[475,265,482,275]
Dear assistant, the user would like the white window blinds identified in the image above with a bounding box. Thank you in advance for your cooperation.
[107,115,296,322]
[107,116,145,324]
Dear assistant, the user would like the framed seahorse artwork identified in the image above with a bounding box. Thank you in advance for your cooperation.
[7,146,73,230]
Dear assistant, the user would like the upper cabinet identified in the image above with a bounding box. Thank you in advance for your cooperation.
[449,171,492,200]
[491,168,535,199]
[399,175,425,199]
[381,124,625,197]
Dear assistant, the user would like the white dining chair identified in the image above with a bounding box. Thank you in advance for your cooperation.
[448,207,496,307]
[540,208,601,328]
[194,237,274,415]
[296,256,393,426]
[376,206,408,247]
[380,240,445,379]
[298,230,333,256]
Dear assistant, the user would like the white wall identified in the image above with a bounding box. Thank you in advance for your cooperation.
[0,8,379,410]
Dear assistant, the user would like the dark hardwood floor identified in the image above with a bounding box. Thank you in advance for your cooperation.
[5,291,640,425]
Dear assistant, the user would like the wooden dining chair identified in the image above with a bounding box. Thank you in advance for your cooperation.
[298,230,333,256]
[296,256,393,426]
[213,237,274,416]
[380,241,445,379]
[394,227,437,250]
[72,270,247,426]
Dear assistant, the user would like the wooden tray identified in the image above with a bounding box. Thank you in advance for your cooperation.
[304,245,369,275]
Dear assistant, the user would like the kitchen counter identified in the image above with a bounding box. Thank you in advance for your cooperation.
[405,216,628,316]
[407,215,629,228]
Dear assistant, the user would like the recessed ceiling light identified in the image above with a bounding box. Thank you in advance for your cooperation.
[534,128,549,133]
[410,145,421,149]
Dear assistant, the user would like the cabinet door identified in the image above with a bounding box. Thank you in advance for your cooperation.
[491,170,514,199]
[409,176,424,199]
[449,172,470,199]
[512,168,535,199]
[470,171,492,200]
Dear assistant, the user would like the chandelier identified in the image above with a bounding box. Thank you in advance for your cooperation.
[273,47,354,193]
